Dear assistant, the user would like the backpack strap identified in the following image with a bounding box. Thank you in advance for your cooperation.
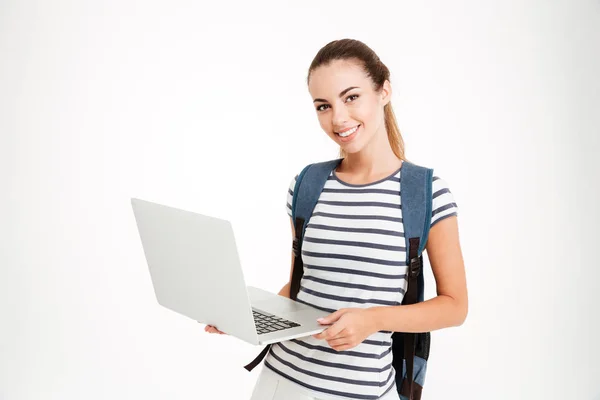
[290,158,343,299]
[400,160,433,302]
[244,158,342,372]
[395,161,433,399]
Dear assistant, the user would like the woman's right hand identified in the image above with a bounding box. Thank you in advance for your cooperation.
[203,324,226,335]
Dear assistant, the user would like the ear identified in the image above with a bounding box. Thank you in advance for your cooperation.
[380,79,392,106]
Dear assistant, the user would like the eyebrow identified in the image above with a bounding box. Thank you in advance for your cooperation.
[313,86,360,103]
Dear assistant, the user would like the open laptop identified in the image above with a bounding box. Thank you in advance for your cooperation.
[130,197,328,346]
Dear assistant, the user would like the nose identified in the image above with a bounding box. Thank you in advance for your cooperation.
[332,103,350,128]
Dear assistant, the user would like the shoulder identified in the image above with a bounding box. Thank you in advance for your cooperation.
[288,158,341,194]
[430,172,458,228]
[401,161,459,226]
[288,173,299,194]
[286,173,299,217]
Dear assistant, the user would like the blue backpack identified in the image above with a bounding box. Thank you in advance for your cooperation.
[245,158,433,400]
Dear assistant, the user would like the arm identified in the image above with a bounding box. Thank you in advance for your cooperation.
[368,215,468,332]
[313,216,468,350]
[277,218,296,299]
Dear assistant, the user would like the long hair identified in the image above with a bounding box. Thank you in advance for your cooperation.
[307,39,406,161]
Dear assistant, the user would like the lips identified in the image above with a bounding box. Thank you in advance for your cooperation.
[336,124,360,142]
[335,125,360,136]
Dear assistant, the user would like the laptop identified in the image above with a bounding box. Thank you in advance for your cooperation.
[130,197,329,346]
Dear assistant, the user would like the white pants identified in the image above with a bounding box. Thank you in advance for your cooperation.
[249,365,401,400]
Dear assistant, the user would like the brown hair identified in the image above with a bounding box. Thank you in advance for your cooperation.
[307,39,406,161]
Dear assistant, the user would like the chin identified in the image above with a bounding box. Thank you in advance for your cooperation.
[341,142,364,155]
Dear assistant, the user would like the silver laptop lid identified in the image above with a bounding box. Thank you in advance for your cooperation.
[131,198,258,344]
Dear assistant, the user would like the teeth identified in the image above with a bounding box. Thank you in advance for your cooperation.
[338,125,358,137]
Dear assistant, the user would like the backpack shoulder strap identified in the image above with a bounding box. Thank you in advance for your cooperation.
[397,160,433,399]
[292,158,343,229]
[400,160,433,259]
[289,158,343,300]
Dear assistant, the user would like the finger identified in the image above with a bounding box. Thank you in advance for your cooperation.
[327,337,350,348]
[332,343,354,352]
[315,325,346,340]
[328,330,350,341]
[317,308,346,325]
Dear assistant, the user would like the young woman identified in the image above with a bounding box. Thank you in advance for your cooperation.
[205,38,468,400]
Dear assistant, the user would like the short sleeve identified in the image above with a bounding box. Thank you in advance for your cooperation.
[286,174,298,218]
[430,175,458,228]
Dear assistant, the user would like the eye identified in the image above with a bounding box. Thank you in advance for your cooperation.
[315,94,359,112]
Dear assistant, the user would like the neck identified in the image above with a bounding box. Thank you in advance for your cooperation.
[340,127,402,176]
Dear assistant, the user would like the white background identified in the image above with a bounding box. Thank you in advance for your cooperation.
[1,0,599,399]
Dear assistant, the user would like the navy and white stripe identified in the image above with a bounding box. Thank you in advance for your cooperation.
[265,162,458,400]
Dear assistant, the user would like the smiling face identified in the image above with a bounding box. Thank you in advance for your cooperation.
[308,59,391,155]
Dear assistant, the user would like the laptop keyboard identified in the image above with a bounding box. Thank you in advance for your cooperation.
[252,309,300,335]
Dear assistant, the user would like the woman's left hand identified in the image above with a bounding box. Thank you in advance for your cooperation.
[312,308,377,351]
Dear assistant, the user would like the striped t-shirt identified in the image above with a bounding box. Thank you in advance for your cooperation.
[263,161,458,400]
